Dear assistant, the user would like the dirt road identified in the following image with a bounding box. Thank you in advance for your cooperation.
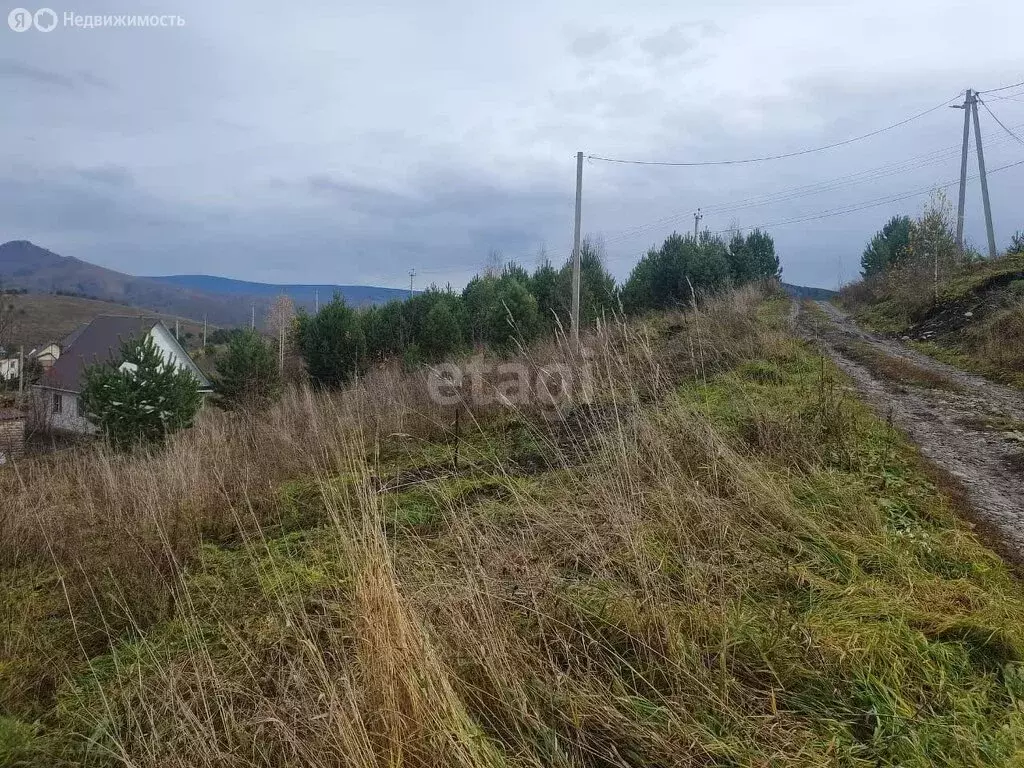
[799,300,1024,564]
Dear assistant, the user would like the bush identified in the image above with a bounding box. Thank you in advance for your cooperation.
[80,334,203,450]
[297,295,366,388]
[622,232,731,314]
[212,329,280,411]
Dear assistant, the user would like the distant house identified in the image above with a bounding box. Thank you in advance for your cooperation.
[35,315,212,434]
[30,342,62,371]
[0,355,18,382]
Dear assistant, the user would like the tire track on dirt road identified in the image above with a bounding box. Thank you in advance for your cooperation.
[798,300,1024,565]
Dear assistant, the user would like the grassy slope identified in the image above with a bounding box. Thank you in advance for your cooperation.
[841,252,1024,387]
[2,290,1023,766]
[1,293,211,351]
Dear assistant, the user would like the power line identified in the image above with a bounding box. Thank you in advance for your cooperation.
[601,155,1024,262]
[594,126,1024,249]
[586,93,962,167]
[978,79,1024,95]
[979,99,1024,147]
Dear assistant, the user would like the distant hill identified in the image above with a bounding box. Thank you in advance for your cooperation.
[0,292,209,352]
[148,274,412,310]
[0,240,410,328]
[782,283,838,300]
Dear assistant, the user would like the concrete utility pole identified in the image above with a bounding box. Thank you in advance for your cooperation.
[251,304,255,330]
[408,269,417,299]
[570,151,583,347]
[971,93,998,258]
[17,345,24,402]
[954,90,972,248]
[693,208,703,238]
[203,315,207,347]
[314,289,319,313]
[175,319,179,340]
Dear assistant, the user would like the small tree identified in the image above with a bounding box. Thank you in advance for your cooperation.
[861,215,912,277]
[265,294,296,375]
[80,335,203,450]
[744,229,781,281]
[1008,230,1024,255]
[297,295,366,388]
[213,329,280,411]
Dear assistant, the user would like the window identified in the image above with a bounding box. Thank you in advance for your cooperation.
[52,393,62,414]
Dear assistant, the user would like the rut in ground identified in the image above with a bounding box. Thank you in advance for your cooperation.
[798,300,1024,565]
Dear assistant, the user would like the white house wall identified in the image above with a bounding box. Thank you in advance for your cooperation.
[38,389,95,434]
[0,358,19,381]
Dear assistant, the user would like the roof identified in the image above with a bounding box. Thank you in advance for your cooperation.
[38,315,212,393]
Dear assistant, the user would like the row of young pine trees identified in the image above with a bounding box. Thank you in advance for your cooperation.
[80,228,779,448]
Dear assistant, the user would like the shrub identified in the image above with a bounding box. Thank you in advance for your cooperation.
[297,295,366,388]
[212,329,281,411]
[80,334,203,450]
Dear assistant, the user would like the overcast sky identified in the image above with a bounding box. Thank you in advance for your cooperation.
[2,0,1022,290]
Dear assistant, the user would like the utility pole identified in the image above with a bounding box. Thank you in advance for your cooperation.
[314,289,319,313]
[17,345,24,403]
[203,314,207,347]
[954,90,972,249]
[251,304,255,330]
[175,319,179,341]
[971,92,998,258]
[693,208,703,238]
[408,269,417,299]
[278,319,285,374]
[571,151,583,348]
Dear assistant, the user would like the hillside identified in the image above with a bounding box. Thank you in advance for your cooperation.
[840,251,1024,387]
[0,292,210,351]
[3,287,1024,766]
[149,274,413,310]
[782,281,837,300]
[0,241,410,328]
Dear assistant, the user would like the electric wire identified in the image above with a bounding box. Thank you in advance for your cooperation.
[979,99,1024,147]
[585,93,963,167]
[978,79,1024,95]
[595,126,1024,248]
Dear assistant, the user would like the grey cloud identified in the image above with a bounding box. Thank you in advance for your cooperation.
[0,59,109,89]
[637,21,720,64]
[77,165,135,187]
[1,0,1022,292]
[568,28,623,60]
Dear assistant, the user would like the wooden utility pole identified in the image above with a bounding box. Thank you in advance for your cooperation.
[17,345,24,402]
[570,151,583,347]
[279,322,285,374]
[693,208,703,238]
[970,92,998,258]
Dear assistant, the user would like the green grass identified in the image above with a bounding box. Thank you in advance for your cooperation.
[3,292,1024,766]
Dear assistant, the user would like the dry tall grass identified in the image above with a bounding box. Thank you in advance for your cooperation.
[2,285,1023,767]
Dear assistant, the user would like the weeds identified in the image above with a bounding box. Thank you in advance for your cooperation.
[1,286,1023,766]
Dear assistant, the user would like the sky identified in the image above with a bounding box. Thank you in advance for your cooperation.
[1,0,1023,291]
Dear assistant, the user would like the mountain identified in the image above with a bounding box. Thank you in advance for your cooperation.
[782,282,838,300]
[148,274,412,309]
[0,241,408,327]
